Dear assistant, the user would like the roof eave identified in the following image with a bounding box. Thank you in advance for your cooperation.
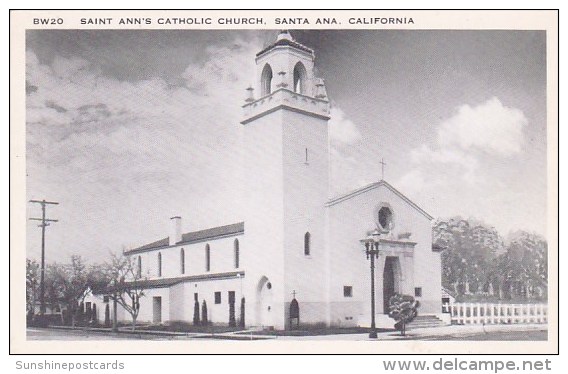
[326,180,434,221]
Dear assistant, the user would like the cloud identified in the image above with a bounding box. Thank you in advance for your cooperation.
[394,96,534,235]
[26,36,261,163]
[329,106,362,145]
[438,97,527,156]
[410,144,478,169]
[25,36,264,259]
[398,97,526,191]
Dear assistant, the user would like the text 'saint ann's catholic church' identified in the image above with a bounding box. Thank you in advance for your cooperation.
[88,31,444,329]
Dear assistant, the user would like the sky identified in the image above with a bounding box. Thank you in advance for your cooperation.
[25,29,548,263]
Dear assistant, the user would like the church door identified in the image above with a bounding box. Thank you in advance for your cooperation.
[383,257,399,314]
[153,296,162,323]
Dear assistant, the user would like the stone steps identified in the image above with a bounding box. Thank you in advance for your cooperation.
[406,315,447,329]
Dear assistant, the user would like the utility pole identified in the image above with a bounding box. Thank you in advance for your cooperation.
[29,199,59,315]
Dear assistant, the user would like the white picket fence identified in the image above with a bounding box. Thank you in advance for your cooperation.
[450,303,548,325]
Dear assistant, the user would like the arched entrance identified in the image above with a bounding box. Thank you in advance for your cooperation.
[256,276,273,328]
[289,298,300,329]
[383,256,401,313]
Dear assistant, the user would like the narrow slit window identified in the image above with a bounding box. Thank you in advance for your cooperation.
[234,239,240,269]
[205,244,211,272]
[304,232,311,256]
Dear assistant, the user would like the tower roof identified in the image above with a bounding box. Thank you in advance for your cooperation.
[256,30,314,58]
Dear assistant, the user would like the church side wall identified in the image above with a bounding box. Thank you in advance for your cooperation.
[132,234,243,281]
[183,277,242,326]
[169,283,185,322]
[136,288,170,324]
[124,234,246,325]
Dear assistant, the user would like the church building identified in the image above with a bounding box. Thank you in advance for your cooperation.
[91,31,444,330]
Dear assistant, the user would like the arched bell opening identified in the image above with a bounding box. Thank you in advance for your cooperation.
[261,64,273,96]
[293,62,308,94]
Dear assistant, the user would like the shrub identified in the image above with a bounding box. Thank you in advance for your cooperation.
[201,300,208,325]
[229,298,236,327]
[91,304,98,326]
[239,297,245,328]
[104,304,111,327]
[388,294,419,336]
[193,299,200,326]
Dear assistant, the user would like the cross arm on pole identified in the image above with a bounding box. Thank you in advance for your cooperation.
[29,218,59,222]
[29,200,59,205]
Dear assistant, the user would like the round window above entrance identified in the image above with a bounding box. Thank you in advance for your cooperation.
[376,205,395,232]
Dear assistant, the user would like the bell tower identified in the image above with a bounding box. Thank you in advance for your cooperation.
[240,31,331,329]
[242,30,330,123]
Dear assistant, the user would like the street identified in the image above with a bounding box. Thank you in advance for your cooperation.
[26,328,177,341]
[27,326,548,341]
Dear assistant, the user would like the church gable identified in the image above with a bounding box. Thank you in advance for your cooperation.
[326,180,433,221]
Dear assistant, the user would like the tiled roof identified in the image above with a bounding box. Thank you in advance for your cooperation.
[93,271,245,293]
[256,36,313,57]
[130,237,169,252]
[125,222,244,255]
[180,222,244,244]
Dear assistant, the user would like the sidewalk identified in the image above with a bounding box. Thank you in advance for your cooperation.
[42,323,547,341]
[275,323,547,341]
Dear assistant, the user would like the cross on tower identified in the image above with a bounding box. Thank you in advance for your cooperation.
[292,290,297,299]
[380,158,387,180]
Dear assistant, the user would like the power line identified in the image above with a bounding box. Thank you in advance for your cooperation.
[29,199,59,316]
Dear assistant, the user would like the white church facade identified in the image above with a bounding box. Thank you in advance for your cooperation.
[90,32,444,330]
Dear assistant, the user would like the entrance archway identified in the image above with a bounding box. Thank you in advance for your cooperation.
[383,257,401,314]
[256,276,273,328]
[289,298,300,329]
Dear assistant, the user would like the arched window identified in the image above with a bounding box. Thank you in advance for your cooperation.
[304,232,311,256]
[261,64,273,96]
[293,62,308,94]
[205,244,210,272]
[234,239,240,269]
[157,252,162,277]
[180,248,185,275]
[137,256,142,278]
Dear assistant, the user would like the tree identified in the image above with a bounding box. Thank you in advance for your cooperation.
[201,300,208,325]
[434,218,548,302]
[91,304,98,326]
[499,231,548,300]
[26,259,40,319]
[229,296,236,327]
[388,294,419,336]
[105,253,146,331]
[104,303,111,327]
[45,256,91,326]
[193,298,200,326]
[239,297,245,328]
[434,218,504,297]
